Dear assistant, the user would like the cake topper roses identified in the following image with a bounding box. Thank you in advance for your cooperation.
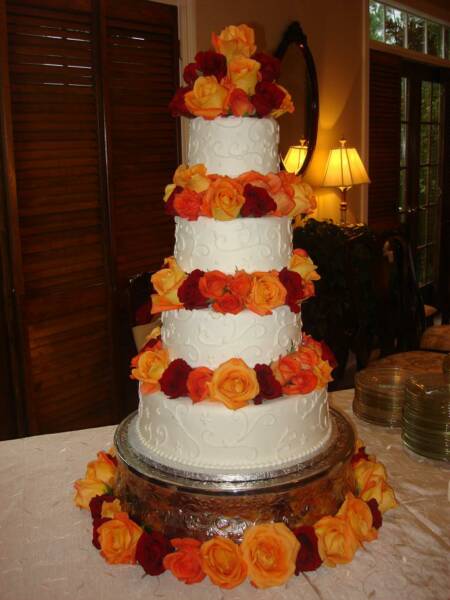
[169,24,294,120]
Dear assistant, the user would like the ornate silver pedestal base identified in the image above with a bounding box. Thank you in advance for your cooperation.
[114,408,355,542]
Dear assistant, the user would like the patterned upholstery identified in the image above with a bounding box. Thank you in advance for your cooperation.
[370,351,446,374]
[420,324,450,353]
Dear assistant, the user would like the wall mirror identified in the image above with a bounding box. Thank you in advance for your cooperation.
[275,21,319,175]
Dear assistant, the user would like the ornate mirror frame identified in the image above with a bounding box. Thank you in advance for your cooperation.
[274,21,319,175]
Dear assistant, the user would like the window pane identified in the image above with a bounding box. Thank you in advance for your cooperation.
[416,248,427,286]
[385,7,405,46]
[401,77,408,121]
[419,167,428,207]
[401,123,407,166]
[427,22,442,57]
[417,209,428,246]
[431,83,442,123]
[426,245,435,283]
[429,166,439,202]
[447,28,450,60]
[408,15,425,52]
[399,168,407,211]
[430,125,440,164]
[420,124,430,164]
[421,81,431,121]
[427,206,437,240]
[369,1,385,41]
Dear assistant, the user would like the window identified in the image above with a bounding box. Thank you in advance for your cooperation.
[369,1,450,60]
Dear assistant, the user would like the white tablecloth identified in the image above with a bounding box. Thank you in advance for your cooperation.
[0,390,449,600]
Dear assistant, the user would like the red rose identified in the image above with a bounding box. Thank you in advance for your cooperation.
[173,188,203,221]
[183,62,199,86]
[253,52,281,82]
[136,530,173,576]
[169,86,191,117]
[165,186,183,216]
[213,291,244,314]
[367,499,383,529]
[350,445,369,467]
[89,494,115,520]
[279,268,304,313]
[92,517,110,549]
[178,269,209,309]
[195,50,227,81]
[251,81,285,117]
[160,359,192,398]
[241,184,277,217]
[320,340,337,368]
[292,525,322,573]
[254,364,282,400]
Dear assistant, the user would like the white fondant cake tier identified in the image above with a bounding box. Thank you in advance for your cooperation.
[188,116,279,176]
[135,387,331,474]
[162,306,301,369]
[174,216,293,274]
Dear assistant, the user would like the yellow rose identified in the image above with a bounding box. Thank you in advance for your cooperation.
[313,359,334,388]
[241,523,299,589]
[314,515,359,567]
[271,84,295,118]
[163,182,176,202]
[289,249,320,281]
[227,57,260,95]
[289,182,317,217]
[98,512,143,565]
[209,358,259,409]
[101,498,122,519]
[353,459,397,513]
[200,537,247,589]
[73,478,109,510]
[211,24,256,61]
[85,451,117,487]
[130,343,169,394]
[185,76,229,120]
[246,271,287,315]
[337,492,378,543]
[151,256,186,310]
[205,177,245,220]
[173,164,210,193]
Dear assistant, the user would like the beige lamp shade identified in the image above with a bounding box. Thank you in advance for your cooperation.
[322,139,370,190]
[282,139,308,174]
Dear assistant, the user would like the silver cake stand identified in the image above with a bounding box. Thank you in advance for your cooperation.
[114,407,356,541]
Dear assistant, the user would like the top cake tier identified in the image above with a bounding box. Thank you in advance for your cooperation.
[188,116,279,177]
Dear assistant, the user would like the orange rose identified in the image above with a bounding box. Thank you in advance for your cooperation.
[241,523,299,589]
[227,57,260,95]
[270,171,296,216]
[185,76,229,120]
[86,451,117,487]
[173,188,203,221]
[289,249,320,282]
[213,291,244,314]
[209,358,259,409]
[205,177,245,220]
[246,271,287,315]
[211,24,256,61]
[314,515,359,567]
[337,492,378,543]
[229,271,252,299]
[200,537,247,589]
[97,512,143,565]
[354,460,397,513]
[237,170,269,188]
[271,84,295,118]
[73,478,109,510]
[289,182,317,216]
[173,164,210,193]
[227,88,256,117]
[199,270,230,299]
[313,359,334,388]
[187,367,213,403]
[151,257,186,312]
[163,538,205,585]
[130,343,170,394]
[284,370,318,395]
[101,498,123,519]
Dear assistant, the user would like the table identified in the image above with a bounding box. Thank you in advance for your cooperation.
[1,390,449,600]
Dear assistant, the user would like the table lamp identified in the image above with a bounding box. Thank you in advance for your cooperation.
[321,138,370,225]
[282,139,308,175]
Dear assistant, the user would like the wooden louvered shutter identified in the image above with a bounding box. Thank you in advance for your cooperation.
[368,50,402,230]
[1,0,117,434]
[102,0,179,281]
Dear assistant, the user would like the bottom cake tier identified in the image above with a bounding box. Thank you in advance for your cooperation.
[114,408,355,542]
[134,387,331,477]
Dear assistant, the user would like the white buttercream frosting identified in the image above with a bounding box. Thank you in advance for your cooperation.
[174,216,293,274]
[162,306,301,369]
[188,116,280,176]
[135,387,331,474]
